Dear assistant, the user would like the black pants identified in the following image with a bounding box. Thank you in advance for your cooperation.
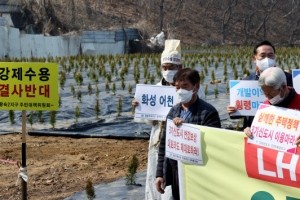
[169,159,180,200]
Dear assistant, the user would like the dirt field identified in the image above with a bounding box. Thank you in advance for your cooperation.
[0,133,149,200]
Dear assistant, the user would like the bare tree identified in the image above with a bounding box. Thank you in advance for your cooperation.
[203,0,215,15]
[282,0,300,44]
[167,0,185,39]
[254,0,278,40]
[240,0,259,44]
[221,0,238,44]
[70,0,75,28]
[170,0,184,29]
[159,0,164,31]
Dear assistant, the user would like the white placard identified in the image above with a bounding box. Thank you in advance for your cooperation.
[165,119,203,165]
[134,84,178,120]
[248,104,300,154]
[230,80,266,116]
[292,69,300,93]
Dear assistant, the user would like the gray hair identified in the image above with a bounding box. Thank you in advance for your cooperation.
[258,67,287,89]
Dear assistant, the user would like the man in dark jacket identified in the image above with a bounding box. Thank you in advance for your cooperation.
[227,40,293,129]
[155,68,221,200]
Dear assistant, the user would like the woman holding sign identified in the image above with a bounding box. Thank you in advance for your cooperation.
[244,67,300,141]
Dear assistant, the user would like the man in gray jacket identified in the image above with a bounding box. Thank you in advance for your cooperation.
[156,68,221,200]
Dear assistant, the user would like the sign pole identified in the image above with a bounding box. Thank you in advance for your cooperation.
[22,110,27,200]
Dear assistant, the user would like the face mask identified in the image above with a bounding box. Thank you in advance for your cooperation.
[256,57,275,71]
[177,88,194,104]
[162,70,178,83]
[268,88,285,105]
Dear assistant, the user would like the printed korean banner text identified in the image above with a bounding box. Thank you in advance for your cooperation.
[179,126,300,200]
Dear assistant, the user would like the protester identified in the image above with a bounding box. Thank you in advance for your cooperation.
[244,67,300,138]
[227,40,293,129]
[133,39,181,200]
[155,68,221,200]
[132,40,205,200]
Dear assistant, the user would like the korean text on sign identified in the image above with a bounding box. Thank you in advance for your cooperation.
[0,63,58,110]
[165,119,203,165]
[249,104,300,154]
[134,84,179,121]
[230,80,267,116]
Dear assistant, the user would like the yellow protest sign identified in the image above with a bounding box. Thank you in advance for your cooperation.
[180,126,300,200]
[0,62,58,110]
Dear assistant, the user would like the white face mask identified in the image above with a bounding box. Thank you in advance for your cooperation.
[256,57,275,71]
[268,88,285,105]
[177,88,194,104]
[162,70,178,83]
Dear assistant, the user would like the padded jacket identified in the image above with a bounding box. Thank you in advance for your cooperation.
[156,97,221,186]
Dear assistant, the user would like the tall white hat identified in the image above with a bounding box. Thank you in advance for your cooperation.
[161,39,181,65]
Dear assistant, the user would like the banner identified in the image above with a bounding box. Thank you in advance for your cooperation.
[292,69,300,94]
[166,119,203,165]
[249,104,299,154]
[0,62,58,110]
[179,126,300,200]
[230,80,266,116]
[134,84,178,120]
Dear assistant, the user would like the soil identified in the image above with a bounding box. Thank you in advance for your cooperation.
[0,133,149,200]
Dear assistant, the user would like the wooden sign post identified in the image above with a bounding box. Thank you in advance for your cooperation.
[22,110,27,199]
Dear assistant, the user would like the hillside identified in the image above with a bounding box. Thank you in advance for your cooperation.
[20,0,300,46]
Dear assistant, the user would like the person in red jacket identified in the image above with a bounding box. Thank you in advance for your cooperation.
[244,67,300,139]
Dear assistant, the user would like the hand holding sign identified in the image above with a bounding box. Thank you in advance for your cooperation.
[227,105,237,115]
[296,135,300,146]
[132,99,139,107]
[173,117,184,126]
[244,127,253,139]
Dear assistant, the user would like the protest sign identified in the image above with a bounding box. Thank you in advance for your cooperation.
[230,80,266,116]
[165,119,203,165]
[248,104,299,154]
[0,62,59,110]
[134,84,178,120]
[179,126,300,200]
[292,69,300,93]
[0,62,59,199]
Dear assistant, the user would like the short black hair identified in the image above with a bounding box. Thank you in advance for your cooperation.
[253,40,275,55]
[173,68,200,85]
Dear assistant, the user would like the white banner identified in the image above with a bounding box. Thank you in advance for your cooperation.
[292,69,300,94]
[165,119,203,165]
[230,80,266,116]
[248,104,300,154]
[134,84,178,120]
